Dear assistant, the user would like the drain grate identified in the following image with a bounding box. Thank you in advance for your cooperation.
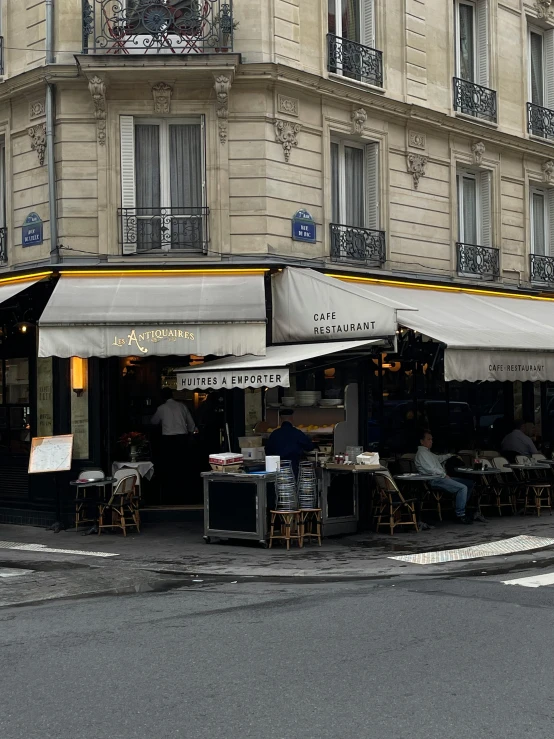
[389,535,554,565]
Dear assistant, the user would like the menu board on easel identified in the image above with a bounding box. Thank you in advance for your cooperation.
[28,435,74,474]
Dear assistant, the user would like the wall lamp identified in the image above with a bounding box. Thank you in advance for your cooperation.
[71,357,87,396]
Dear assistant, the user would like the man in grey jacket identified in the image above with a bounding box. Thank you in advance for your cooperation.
[415,430,473,524]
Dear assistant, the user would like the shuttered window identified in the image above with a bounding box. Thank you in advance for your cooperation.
[328,0,374,45]
[529,28,554,109]
[457,170,492,246]
[331,139,379,229]
[455,0,489,87]
[120,116,205,254]
[530,187,554,257]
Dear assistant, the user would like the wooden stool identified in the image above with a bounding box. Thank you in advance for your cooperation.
[299,508,322,546]
[269,510,302,550]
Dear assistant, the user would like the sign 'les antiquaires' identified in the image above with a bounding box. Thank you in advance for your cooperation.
[112,328,195,355]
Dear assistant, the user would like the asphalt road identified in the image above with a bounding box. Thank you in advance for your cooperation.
[2,567,554,739]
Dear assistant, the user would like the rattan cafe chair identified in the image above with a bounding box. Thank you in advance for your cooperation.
[98,475,140,536]
[373,471,419,535]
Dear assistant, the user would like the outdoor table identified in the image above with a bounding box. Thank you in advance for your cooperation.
[112,461,154,481]
[506,464,550,470]
[70,477,116,530]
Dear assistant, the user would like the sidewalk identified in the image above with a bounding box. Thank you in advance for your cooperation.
[2,514,554,578]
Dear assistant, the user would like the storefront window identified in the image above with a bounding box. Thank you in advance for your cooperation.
[0,358,31,454]
[5,358,29,404]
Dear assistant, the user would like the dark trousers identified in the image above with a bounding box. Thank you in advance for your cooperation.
[161,434,189,504]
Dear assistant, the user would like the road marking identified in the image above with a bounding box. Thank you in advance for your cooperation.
[0,567,33,578]
[502,572,554,588]
[389,535,554,565]
[0,541,118,558]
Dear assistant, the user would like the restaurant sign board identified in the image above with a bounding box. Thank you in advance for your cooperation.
[445,349,554,383]
[177,368,290,391]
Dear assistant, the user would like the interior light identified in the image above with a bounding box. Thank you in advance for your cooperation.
[71,357,87,396]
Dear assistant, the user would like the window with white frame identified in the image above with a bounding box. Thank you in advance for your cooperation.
[120,116,206,254]
[328,0,375,48]
[529,28,554,109]
[454,0,489,87]
[456,169,491,246]
[530,186,554,257]
[331,139,379,230]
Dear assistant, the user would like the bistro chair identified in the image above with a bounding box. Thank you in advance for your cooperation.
[398,453,416,474]
[513,456,552,516]
[113,468,141,528]
[98,475,140,536]
[74,468,105,530]
[492,456,524,511]
[457,449,476,468]
[476,459,515,517]
[481,450,500,460]
[373,472,418,535]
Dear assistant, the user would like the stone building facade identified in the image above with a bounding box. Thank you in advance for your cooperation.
[0,0,553,286]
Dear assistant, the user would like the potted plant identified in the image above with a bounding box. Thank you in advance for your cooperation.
[119,432,146,462]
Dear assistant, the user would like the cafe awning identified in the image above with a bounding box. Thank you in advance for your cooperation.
[332,278,554,382]
[38,271,267,358]
[176,339,380,390]
[0,275,47,304]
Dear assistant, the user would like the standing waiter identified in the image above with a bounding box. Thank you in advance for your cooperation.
[151,388,197,502]
[266,409,314,476]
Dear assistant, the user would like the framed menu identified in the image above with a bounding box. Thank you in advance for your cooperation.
[28,435,74,474]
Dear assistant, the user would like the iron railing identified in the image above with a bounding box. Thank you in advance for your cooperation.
[0,228,7,264]
[456,242,499,280]
[0,37,4,75]
[119,207,209,253]
[330,223,386,266]
[527,102,554,139]
[327,34,383,88]
[530,253,554,284]
[453,77,497,123]
[82,0,234,55]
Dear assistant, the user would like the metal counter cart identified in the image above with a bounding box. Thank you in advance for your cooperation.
[201,471,276,547]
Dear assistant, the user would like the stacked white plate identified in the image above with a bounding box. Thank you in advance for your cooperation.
[282,396,296,407]
[319,399,342,407]
[295,391,321,407]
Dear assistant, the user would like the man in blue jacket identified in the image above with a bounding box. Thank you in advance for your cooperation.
[266,409,314,475]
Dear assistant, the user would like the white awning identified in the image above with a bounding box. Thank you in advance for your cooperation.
[176,339,380,390]
[38,272,267,358]
[0,276,45,304]
[272,268,405,343]
[333,279,554,382]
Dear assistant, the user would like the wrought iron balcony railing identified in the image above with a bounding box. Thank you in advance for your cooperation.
[0,37,4,75]
[82,0,234,55]
[119,207,209,254]
[530,253,554,284]
[327,34,383,88]
[456,242,499,280]
[453,77,497,123]
[330,223,386,266]
[527,102,554,140]
[0,228,7,264]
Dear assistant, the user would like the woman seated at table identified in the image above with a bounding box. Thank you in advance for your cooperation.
[415,430,474,525]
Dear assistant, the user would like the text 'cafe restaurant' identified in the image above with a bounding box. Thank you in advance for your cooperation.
[3,265,554,524]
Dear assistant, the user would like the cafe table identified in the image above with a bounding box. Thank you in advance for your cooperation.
[70,477,116,530]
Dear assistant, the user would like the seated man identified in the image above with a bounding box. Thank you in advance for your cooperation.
[501,421,538,462]
[415,430,474,524]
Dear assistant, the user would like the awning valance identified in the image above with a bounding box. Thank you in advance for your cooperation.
[176,339,380,390]
[38,272,267,358]
[272,268,405,343]
[332,279,554,382]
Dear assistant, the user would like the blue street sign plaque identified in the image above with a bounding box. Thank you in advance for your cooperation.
[292,209,316,243]
[22,212,43,247]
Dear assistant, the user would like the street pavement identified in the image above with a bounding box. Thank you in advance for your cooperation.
[3,562,554,738]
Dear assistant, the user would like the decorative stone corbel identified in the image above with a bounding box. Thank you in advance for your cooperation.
[214,74,232,144]
[274,120,300,163]
[88,75,107,145]
[28,123,46,166]
[471,141,486,166]
[543,160,554,183]
[535,0,554,21]
[351,107,367,135]
[406,153,428,190]
[152,82,173,114]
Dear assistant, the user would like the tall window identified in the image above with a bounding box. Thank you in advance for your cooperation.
[454,0,489,87]
[529,29,554,109]
[328,0,374,48]
[530,187,554,257]
[456,170,491,246]
[120,116,206,253]
[331,139,379,229]
[0,358,31,455]
[0,141,6,263]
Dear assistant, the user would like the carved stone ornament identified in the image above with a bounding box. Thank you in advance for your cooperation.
[471,141,486,166]
[278,94,299,117]
[214,74,232,144]
[408,131,426,150]
[543,160,554,183]
[152,82,172,114]
[351,107,367,135]
[274,120,300,163]
[88,75,107,145]
[28,123,46,166]
[535,0,554,21]
[406,153,428,190]
[29,100,45,120]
